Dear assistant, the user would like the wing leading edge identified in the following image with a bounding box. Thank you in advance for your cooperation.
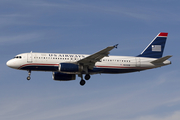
[77,44,118,69]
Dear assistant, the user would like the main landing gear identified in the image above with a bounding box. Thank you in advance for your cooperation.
[27,70,31,80]
[79,74,91,86]
[85,74,90,80]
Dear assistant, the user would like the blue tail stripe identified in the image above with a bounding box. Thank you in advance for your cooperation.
[137,33,167,58]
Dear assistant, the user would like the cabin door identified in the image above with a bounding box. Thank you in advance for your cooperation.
[27,52,33,63]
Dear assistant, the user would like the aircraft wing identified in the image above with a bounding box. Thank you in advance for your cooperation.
[77,44,118,69]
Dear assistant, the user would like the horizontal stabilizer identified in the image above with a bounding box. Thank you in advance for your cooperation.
[151,55,172,64]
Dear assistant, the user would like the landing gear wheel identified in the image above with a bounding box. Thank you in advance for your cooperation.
[27,70,31,80]
[27,76,31,80]
[85,74,90,80]
[80,79,86,86]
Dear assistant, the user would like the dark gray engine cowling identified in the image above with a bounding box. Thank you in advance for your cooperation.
[59,63,83,72]
[53,72,76,81]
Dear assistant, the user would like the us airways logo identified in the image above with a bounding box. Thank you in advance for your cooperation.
[49,54,86,58]
[152,45,161,52]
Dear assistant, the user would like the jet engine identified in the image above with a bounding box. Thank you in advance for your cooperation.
[52,72,76,81]
[58,63,83,72]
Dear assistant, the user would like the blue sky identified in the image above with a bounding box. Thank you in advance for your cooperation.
[0,0,180,120]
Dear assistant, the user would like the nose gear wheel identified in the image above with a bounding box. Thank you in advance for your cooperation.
[27,70,31,80]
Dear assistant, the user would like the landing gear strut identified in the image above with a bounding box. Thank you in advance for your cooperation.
[27,70,31,80]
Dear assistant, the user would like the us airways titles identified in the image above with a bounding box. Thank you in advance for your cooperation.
[49,54,86,58]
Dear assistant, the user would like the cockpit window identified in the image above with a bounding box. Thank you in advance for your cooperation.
[14,56,22,59]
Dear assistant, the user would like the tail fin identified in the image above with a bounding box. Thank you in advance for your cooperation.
[137,32,168,58]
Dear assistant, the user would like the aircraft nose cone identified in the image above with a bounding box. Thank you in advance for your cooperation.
[6,60,11,67]
[6,59,16,68]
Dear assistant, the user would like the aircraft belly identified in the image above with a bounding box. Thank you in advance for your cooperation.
[91,67,140,74]
[19,63,59,71]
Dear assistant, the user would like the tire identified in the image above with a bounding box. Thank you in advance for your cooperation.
[80,79,86,86]
[85,74,90,80]
[27,76,31,80]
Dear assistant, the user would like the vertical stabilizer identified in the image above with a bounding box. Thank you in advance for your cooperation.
[137,32,168,58]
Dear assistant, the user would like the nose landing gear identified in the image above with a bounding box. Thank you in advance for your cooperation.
[27,70,31,80]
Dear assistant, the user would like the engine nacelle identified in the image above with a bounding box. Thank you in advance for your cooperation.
[52,72,76,81]
[59,63,83,72]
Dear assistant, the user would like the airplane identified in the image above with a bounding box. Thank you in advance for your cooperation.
[6,32,172,86]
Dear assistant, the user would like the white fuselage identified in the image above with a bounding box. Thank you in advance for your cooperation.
[6,52,171,74]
